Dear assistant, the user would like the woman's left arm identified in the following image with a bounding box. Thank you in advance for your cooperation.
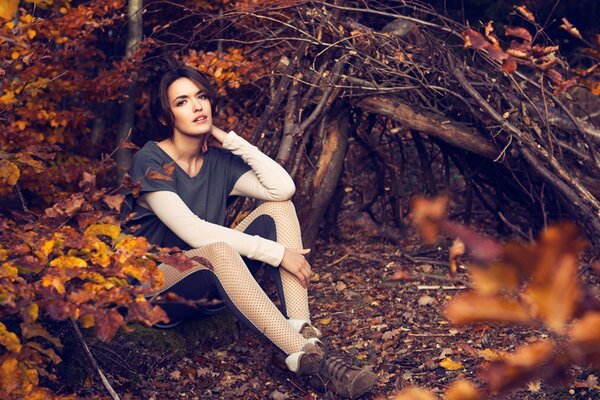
[216,128,296,200]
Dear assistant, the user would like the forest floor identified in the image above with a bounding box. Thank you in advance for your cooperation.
[76,217,600,400]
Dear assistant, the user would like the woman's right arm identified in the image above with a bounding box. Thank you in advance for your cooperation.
[142,190,285,267]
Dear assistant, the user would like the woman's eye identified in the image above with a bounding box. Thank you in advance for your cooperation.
[176,100,186,106]
[198,94,208,100]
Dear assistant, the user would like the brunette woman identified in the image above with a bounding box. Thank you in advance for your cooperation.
[124,63,377,399]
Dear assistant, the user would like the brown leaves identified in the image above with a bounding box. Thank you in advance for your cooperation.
[505,26,532,42]
[0,160,20,192]
[410,196,448,243]
[515,5,535,22]
[446,292,531,325]
[560,18,583,41]
[483,340,556,394]
[95,309,125,342]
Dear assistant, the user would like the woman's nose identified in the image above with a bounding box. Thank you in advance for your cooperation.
[192,99,202,111]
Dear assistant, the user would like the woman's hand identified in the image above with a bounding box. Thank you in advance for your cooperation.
[211,125,229,144]
[280,248,312,288]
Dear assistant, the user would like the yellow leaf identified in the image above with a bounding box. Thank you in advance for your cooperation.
[41,275,65,294]
[11,51,19,60]
[0,263,18,279]
[479,347,505,361]
[80,314,95,328]
[27,303,39,323]
[50,256,87,269]
[85,223,120,242]
[41,240,55,257]
[0,0,19,20]
[20,13,33,23]
[318,317,332,326]
[0,160,20,189]
[0,322,22,352]
[439,357,463,371]
[27,29,36,39]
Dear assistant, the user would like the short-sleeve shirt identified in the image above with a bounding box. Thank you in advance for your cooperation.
[123,141,251,249]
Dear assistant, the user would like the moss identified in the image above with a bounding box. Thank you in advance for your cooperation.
[175,310,239,351]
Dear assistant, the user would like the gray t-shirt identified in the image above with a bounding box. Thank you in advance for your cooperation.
[124,141,251,249]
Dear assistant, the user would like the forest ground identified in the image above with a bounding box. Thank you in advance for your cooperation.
[75,210,600,400]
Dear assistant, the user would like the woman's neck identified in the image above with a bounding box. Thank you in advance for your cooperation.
[159,133,205,164]
[156,133,208,177]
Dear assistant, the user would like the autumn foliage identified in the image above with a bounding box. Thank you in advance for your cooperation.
[411,196,600,397]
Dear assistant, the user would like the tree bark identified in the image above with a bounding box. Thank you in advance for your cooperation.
[116,0,143,175]
[299,111,350,249]
[357,96,499,159]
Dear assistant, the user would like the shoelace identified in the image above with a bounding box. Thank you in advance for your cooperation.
[322,356,362,380]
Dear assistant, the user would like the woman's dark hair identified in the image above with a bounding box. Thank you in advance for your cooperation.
[150,63,217,137]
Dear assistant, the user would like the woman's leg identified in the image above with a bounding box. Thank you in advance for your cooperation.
[234,201,311,322]
[153,242,309,356]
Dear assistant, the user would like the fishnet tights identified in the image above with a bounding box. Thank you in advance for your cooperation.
[154,201,310,355]
[234,200,310,321]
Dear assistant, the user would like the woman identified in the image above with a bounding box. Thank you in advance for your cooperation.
[124,63,377,399]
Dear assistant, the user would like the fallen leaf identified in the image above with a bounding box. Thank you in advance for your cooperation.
[335,281,347,291]
[527,380,541,392]
[417,295,436,306]
[318,317,332,326]
[445,379,480,400]
[439,357,463,371]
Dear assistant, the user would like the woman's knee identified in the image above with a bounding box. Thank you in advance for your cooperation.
[187,242,242,266]
[256,200,297,219]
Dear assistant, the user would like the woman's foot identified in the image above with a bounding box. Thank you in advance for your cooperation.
[306,356,378,400]
[285,338,326,375]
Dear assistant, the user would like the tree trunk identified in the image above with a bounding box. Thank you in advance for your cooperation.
[116,0,143,175]
[298,110,350,249]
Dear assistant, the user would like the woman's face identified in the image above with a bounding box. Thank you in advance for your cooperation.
[167,77,213,138]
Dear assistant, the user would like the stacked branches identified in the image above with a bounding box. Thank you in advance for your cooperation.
[151,0,600,245]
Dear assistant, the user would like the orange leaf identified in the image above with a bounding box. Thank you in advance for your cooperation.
[445,292,531,324]
[449,238,465,274]
[502,57,517,74]
[439,357,463,370]
[0,0,19,20]
[445,379,480,400]
[560,18,583,40]
[505,26,532,42]
[410,196,448,243]
[570,312,600,344]
[483,340,555,394]
[390,386,436,400]
[464,28,490,51]
[146,169,173,182]
[515,5,535,22]
[469,263,520,295]
[0,160,20,189]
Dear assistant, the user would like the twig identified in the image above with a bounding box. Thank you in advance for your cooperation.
[69,318,121,400]
[416,285,467,290]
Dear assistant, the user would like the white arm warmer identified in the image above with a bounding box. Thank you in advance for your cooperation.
[224,131,295,200]
[142,191,285,267]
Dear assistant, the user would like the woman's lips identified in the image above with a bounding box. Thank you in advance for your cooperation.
[193,116,208,123]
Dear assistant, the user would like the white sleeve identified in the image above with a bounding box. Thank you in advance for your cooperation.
[224,131,295,200]
[142,191,285,267]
